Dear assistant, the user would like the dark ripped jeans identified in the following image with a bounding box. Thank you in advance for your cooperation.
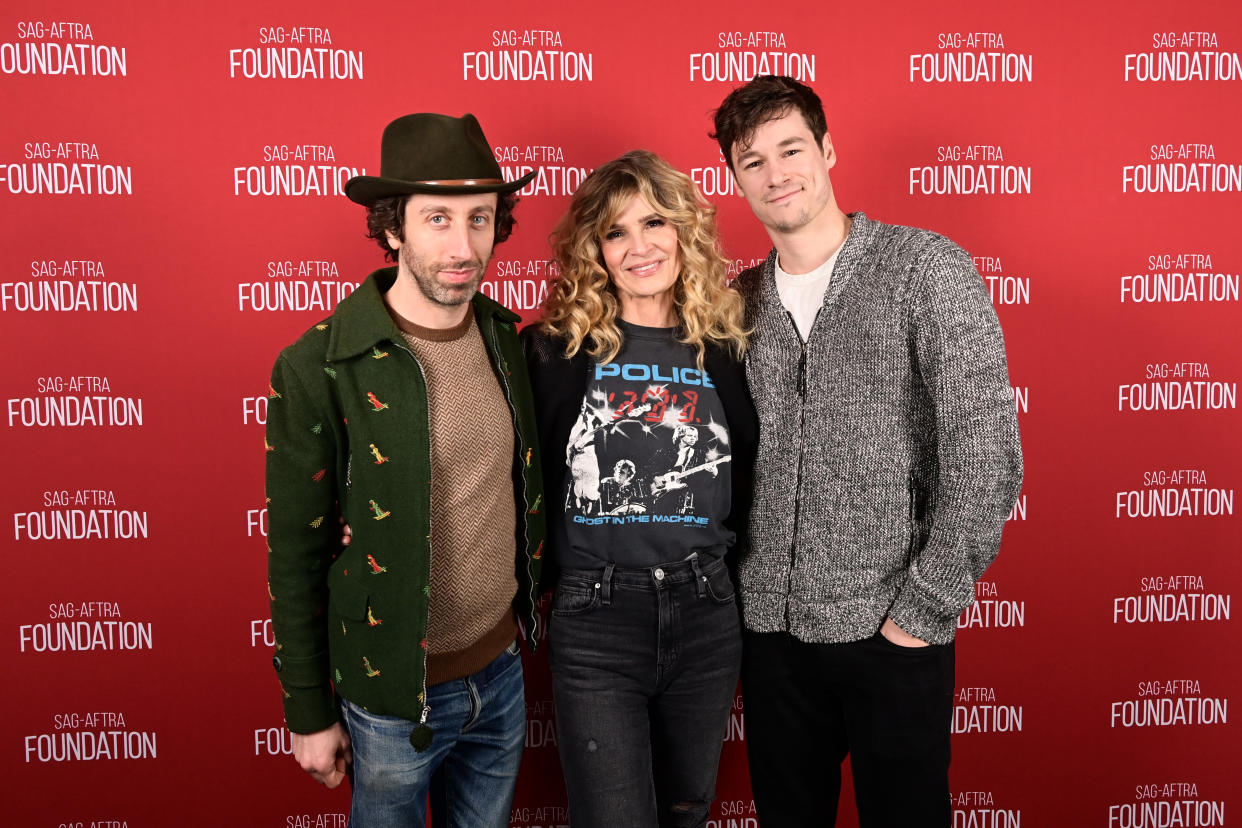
[549,553,742,828]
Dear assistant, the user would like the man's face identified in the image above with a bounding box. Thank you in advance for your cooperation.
[387,192,499,307]
[730,109,836,235]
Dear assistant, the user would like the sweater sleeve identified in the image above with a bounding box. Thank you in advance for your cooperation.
[265,352,341,733]
[886,244,1024,643]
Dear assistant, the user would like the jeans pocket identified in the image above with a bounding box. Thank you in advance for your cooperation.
[703,565,736,604]
[551,581,600,617]
[340,696,410,732]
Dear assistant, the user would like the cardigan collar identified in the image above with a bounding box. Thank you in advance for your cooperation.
[755,211,875,319]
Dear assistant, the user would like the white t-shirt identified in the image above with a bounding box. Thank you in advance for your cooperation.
[775,247,840,341]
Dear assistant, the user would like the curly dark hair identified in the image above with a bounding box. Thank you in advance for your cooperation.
[711,75,828,171]
[364,191,520,261]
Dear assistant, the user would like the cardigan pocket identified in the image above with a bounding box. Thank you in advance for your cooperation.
[906,474,917,563]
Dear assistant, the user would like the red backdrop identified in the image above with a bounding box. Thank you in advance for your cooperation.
[3,1,1239,826]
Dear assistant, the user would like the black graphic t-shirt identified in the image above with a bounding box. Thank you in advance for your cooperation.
[558,320,734,569]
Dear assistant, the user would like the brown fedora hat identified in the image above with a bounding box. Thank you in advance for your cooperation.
[344,113,536,205]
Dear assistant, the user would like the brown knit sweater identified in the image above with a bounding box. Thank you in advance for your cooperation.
[394,309,518,684]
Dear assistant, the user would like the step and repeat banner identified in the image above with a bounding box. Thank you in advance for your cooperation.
[2,0,1239,826]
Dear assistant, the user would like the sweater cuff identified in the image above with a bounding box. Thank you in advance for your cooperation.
[887,581,957,645]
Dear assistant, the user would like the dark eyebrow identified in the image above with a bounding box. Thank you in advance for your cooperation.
[734,147,761,164]
[736,136,806,163]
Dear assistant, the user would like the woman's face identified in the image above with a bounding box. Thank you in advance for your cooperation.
[598,193,681,313]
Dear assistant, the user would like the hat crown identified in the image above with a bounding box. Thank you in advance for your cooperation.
[379,113,502,183]
[343,112,535,204]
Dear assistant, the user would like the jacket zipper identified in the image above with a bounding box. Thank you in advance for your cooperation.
[390,336,433,726]
[482,317,540,646]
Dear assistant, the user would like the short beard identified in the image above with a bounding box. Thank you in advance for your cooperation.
[770,217,807,234]
[763,185,830,235]
[399,244,487,307]
[766,203,816,234]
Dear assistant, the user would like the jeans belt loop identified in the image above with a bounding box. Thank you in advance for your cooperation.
[600,562,615,606]
[687,551,707,598]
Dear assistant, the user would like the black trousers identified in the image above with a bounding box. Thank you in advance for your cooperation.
[742,628,954,828]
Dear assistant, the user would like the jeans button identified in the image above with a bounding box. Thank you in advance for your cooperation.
[654,568,665,581]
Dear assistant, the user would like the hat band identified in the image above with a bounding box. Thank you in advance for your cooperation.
[415,178,508,187]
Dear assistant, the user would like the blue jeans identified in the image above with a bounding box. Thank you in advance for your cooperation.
[549,553,742,828]
[340,643,525,828]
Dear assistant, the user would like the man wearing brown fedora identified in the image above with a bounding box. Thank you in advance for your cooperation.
[264,113,545,827]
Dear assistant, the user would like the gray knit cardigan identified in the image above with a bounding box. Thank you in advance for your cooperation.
[736,212,1023,645]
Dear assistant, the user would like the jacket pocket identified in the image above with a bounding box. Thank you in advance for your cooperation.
[328,583,370,621]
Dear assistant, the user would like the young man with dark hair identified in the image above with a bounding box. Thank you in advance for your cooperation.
[264,112,544,828]
[712,76,1023,827]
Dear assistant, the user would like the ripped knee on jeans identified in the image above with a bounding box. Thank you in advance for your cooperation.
[668,799,710,824]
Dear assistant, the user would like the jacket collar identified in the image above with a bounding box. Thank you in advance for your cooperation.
[758,211,874,314]
[326,266,520,360]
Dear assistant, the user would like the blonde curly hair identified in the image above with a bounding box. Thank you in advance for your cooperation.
[541,150,747,368]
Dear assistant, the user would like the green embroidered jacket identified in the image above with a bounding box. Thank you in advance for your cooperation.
[265,267,544,735]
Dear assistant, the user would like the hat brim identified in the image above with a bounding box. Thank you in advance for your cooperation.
[344,170,538,205]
